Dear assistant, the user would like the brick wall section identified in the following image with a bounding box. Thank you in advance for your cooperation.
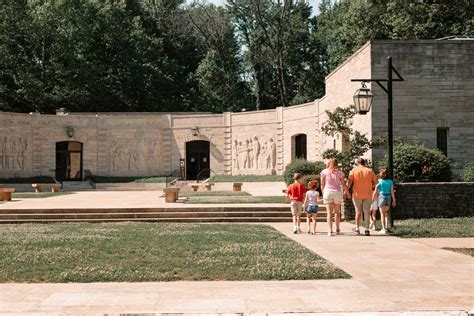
[343,182,474,220]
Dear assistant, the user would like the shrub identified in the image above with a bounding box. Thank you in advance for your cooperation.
[461,165,474,182]
[284,159,325,185]
[379,143,451,182]
[300,175,321,188]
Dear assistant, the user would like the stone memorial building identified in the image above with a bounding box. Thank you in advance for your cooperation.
[0,39,472,180]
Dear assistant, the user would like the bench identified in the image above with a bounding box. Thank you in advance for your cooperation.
[32,183,59,193]
[0,188,15,201]
[204,183,215,191]
[190,184,199,192]
[163,187,180,203]
[233,182,243,192]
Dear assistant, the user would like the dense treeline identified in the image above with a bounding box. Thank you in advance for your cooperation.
[1,0,472,114]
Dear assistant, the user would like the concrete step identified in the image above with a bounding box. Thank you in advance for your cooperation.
[0,217,328,224]
[0,207,326,214]
[0,211,304,220]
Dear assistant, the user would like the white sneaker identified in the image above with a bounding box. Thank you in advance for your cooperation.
[378,229,386,235]
[297,227,301,233]
[327,232,332,236]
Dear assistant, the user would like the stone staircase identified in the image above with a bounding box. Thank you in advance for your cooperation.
[0,205,328,224]
[62,181,95,191]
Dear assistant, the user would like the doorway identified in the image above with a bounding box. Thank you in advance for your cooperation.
[294,134,307,160]
[186,140,210,180]
[56,141,83,181]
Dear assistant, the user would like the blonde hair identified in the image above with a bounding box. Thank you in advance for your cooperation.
[379,168,389,179]
[293,173,302,180]
[327,158,338,170]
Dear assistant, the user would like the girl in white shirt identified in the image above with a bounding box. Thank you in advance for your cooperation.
[304,180,321,235]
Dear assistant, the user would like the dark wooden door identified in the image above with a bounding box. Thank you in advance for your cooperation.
[55,141,83,181]
[186,141,210,180]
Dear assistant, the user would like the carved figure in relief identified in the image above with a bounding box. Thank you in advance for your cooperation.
[248,139,254,169]
[252,137,260,170]
[269,138,276,170]
[0,137,30,171]
[243,139,250,169]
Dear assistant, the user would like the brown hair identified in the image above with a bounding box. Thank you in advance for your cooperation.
[327,158,338,169]
[293,173,302,180]
[379,169,389,179]
[308,180,319,190]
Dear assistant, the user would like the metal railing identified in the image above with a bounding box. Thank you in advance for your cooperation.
[195,168,215,183]
[165,169,181,187]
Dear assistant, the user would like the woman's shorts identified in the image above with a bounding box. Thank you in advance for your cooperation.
[306,205,318,214]
[378,194,391,207]
[323,191,343,204]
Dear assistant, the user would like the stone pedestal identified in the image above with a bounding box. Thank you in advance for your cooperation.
[0,188,15,201]
[233,183,243,192]
[204,183,214,191]
[163,188,180,203]
[32,184,41,193]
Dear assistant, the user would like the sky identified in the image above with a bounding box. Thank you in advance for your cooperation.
[187,0,324,15]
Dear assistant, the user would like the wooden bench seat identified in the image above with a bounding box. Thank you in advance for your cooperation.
[190,184,199,192]
[233,182,243,192]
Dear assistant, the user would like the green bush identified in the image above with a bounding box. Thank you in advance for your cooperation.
[461,165,474,182]
[284,159,325,185]
[379,143,451,182]
[300,175,321,188]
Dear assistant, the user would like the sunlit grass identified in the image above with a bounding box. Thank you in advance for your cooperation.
[0,223,349,283]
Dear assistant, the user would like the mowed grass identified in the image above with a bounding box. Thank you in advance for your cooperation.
[443,248,474,257]
[187,195,286,204]
[209,175,284,182]
[180,190,251,197]
[356,217,474,238]
[0,223,349,283]
[12,192,72,199]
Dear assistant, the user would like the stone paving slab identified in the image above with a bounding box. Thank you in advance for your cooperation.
[0,223,473,315]
[0,191,287,210]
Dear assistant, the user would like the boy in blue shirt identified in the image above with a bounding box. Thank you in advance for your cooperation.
[372,169,396,235]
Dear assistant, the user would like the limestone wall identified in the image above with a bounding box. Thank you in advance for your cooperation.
[0,40,472,180]
[370,40,474,176]
[318,42,373,159]
[344,182,474,220]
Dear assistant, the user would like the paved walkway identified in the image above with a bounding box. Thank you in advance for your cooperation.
[1,223,472,315]
[407,238,474,249]
[0,190,286,210]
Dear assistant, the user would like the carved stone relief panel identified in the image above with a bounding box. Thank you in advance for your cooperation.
[0,137,30,171]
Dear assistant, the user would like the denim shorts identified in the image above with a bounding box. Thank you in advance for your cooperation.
[378,194,391,207]
[306,205,319,213]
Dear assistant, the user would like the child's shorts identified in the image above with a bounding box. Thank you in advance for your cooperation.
[378,194,391,207]
[370,199,378,211]
[290,201,303,216]
[306,205,318,214]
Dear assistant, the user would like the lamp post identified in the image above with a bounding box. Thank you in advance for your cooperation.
[351,56,404,227]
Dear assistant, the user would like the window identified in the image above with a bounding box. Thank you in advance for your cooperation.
[436,127,449,156]
[294,134,307,160]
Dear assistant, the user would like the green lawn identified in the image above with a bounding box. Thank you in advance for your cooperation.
[209,175,284,182]
[12,192,73,199]
[355,217,474,238]
[187,195,285,204]
[92,176,168,183]
[443,248,474,257]
[0,223,349,283]
[181,190,251,197]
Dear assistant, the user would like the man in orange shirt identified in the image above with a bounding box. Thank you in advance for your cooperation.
[286,173,307,234]
[347,158,377,236]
